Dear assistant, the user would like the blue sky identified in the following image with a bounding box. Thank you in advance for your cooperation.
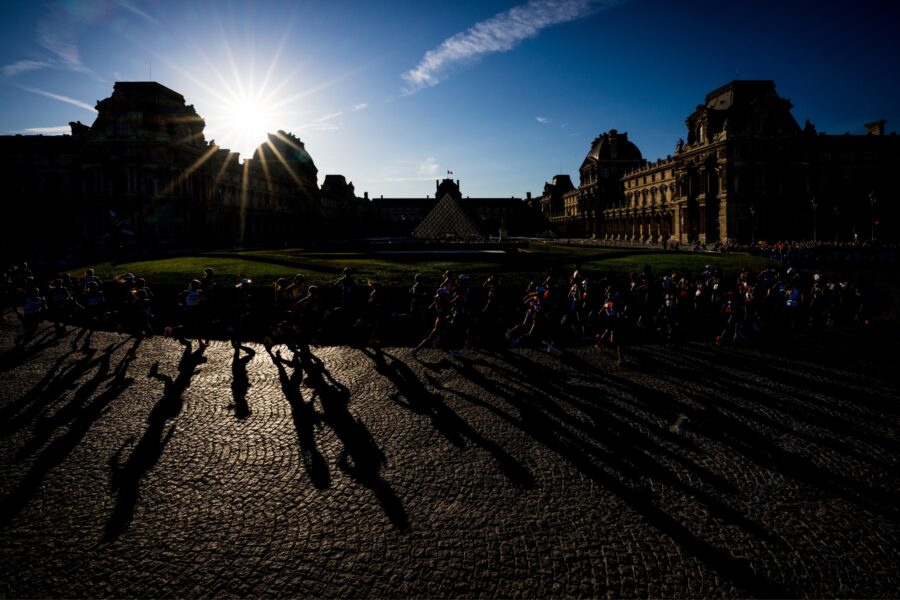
[1,0,898,198]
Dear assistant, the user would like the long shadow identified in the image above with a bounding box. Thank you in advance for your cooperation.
[675,384,900,523]
[596,350,900,521]
[456,353,772,539]
[104,341,205,542]
[269,349,330,489]
[446,351,787,597]
[679,343,899,418]
[636,347,900,516]
[17,345,119,458]
[0,352,70,424]
[309,360,410,532]
[230,344,255,420]
[362,347,534,488]
[641,347,896,471]
[0,348,135,528]
[0,326,60,373]
[0,348,104,437]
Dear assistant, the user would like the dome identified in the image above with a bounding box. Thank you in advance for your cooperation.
[585,129,642,162]
[251,130,317,180]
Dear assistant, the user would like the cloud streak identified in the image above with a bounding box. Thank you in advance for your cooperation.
[35,7,90,74]
[536,116,550,124]
[16,85,97,113]
[15,125,72,135]
[417,156,440,177]
[402,0,622,94]
[116,0,161,25]
[352,103,369,112]
[3,4,93,78]
[298,111,344,131]
[2,60,55,77]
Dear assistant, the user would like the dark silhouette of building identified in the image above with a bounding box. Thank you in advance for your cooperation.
[544,81,900,243]
[0,81,363,257]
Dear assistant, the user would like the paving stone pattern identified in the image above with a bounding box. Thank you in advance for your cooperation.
[1,314,898,597]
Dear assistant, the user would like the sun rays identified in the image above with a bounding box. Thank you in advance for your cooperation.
[212,91,282,157]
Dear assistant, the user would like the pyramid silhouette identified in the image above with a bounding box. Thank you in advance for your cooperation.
[413,193,484,239]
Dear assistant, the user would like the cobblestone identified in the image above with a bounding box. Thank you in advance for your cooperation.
[1,313,899,597]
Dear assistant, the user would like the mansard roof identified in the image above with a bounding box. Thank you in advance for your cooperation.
[549,174,575,192]
[584,129,643,164]
[89,81,206,146]
[704,80,777,110]
[688,80,801,139]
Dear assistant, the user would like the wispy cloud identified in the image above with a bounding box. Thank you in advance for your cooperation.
[298,111,344,131]
[366,157,444,183]
[417,157,441,178]
[402,0,622,94]
[536,116,550,124]
[352,103,369,112]
[315,111,343,122]
[3,4,94,78]
[15,125,72,135]
[16,85,97,113]
[2,60,55,77]
[116,0,160,25]
[35,8,89,74]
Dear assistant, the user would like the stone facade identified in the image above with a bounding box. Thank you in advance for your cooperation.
[546,80,900,244]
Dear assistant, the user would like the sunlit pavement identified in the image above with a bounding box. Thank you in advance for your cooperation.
[1,312,898,598]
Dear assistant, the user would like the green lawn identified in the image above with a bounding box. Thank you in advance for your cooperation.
[73,243,773,290]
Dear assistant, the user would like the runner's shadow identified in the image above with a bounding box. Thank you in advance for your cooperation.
[0,348,135,528]
[0,326,60,372]
[0,348,102,437]
[0,353,70,427]
[104,341,205,542]
[17,345,118,458]
[362,347,533,489]
[311,364,410,532]
[230,344,255,420]
[270,349,329,489]
[448,350,787,598]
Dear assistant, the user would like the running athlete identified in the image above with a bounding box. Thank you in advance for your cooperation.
[15,287,46,348]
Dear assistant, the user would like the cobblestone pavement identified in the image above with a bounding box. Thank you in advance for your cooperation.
[1,313,898,598]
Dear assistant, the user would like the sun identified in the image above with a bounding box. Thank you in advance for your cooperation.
[218,93,280,157]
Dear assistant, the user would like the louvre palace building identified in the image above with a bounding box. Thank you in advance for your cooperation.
[540,80,900,244]
[0,82,364,257]
[5,79,898,259]
[0,81,545,258]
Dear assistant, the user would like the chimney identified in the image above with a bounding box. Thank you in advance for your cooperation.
[364,191,369,200]
[865,120,886,136]
[526,192,532,199]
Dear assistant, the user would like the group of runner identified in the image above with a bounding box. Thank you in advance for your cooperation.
[2,259,875,363]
